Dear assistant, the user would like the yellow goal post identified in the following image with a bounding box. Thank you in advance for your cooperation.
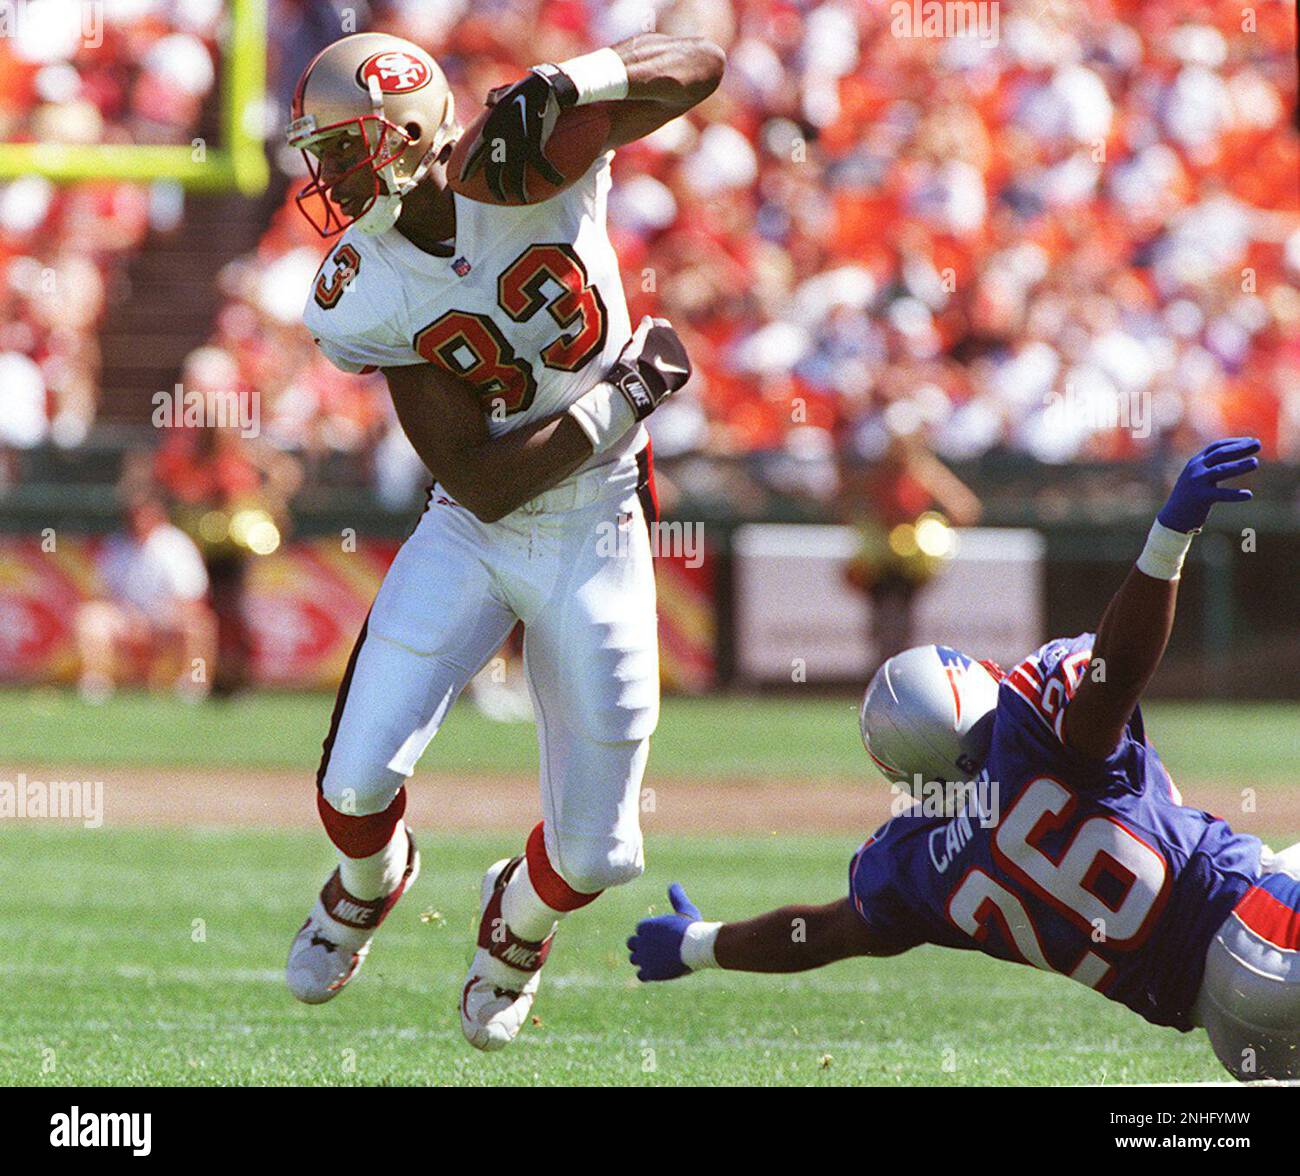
[0,0,269,194]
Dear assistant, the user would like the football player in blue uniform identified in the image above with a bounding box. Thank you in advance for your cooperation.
[629,438,1300,1081]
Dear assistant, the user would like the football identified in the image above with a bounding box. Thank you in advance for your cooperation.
[447,101,614,206]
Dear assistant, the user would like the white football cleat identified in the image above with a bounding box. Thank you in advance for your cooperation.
[286,829,420,1005]
[460,856,555,1052]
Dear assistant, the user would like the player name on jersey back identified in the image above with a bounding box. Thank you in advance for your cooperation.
[850,633,1262,1030]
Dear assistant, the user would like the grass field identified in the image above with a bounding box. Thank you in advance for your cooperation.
[3,688,1299,787]
[0,829,1236,1086]
[0,690,1296,1086]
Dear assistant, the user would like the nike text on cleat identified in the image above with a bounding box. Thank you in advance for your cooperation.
[285,829,419,1004]
[459,856,555,1052]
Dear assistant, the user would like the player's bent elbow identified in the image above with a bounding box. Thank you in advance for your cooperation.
[443,483,507,524]
[466,499,508,525]
[689,39,727,99]
[825,899,898,961]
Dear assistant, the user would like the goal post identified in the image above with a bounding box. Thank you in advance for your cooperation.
[0,0,270,194]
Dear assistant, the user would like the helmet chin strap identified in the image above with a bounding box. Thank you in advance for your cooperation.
[354,76,407,235]
[354,79,456,237]
[355,191,402,235]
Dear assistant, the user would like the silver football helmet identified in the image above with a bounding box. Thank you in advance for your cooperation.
[287,32,457,237]
[859,645,1002,785]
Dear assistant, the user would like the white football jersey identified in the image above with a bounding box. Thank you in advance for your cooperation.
[303,152,641,463]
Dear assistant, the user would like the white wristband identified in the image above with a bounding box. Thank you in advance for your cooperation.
[680,921,723,971]
[1136,519,1196,581]
[567,379,638,454]
[558,47,629,105]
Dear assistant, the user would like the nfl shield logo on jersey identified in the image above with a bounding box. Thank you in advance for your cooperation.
[452,256,472,277]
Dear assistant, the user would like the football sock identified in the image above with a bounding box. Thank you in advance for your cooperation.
[500,858,563,942]
[339,821,410,902]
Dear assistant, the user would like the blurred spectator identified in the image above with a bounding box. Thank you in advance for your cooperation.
[0,0,219,458]
[75,493,215,703]
[842,417,982,668]
[151,422,303,696]
[227,0,1296,493]
[2,0,1296,499]
[0,0,219,147]
[0,351,49,448]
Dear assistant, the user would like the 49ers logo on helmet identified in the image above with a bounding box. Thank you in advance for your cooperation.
[356,51,431,94]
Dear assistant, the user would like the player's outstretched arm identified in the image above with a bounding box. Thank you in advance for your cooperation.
[627,886,898,982]
[1064,438,1260,761]
[385,316,691,523]
[715,899,906,971]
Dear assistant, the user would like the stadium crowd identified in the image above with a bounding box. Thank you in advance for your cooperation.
[0,0,220,463]
[1,0,1297,507]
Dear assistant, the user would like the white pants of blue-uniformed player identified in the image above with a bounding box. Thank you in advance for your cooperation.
[1194,840,1300,1081]
[317,450,659,896]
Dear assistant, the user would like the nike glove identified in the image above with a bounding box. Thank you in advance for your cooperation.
[459,66,576,203]
[607,315,693,421]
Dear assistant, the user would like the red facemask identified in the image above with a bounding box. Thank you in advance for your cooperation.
[292,114,411,237]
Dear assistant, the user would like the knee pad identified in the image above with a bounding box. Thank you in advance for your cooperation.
[551,831,645,895]
[314,706,405,816]
[318,744,406,818]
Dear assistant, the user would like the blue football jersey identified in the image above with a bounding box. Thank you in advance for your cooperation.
[849,634,1262,1030]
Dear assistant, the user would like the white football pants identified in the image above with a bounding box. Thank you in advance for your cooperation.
[318,450,659,894]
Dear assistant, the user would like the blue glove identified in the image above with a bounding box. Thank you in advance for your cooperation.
[626,884,703,982]
[1157,437,1260,533]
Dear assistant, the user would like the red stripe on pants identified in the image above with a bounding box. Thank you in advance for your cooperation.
[316,613,370,792]
[1235,885,1300,951]
[635,441,659,546]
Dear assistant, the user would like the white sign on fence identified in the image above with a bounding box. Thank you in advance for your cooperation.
[732,525,1045,685]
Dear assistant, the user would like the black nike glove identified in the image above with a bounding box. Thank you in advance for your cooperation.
[607,316,692,421]
[459,65,577,202]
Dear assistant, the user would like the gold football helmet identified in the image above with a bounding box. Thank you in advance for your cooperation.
[287,32,456,236]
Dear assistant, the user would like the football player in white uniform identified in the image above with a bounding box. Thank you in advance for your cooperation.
[282,30,724,1051]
